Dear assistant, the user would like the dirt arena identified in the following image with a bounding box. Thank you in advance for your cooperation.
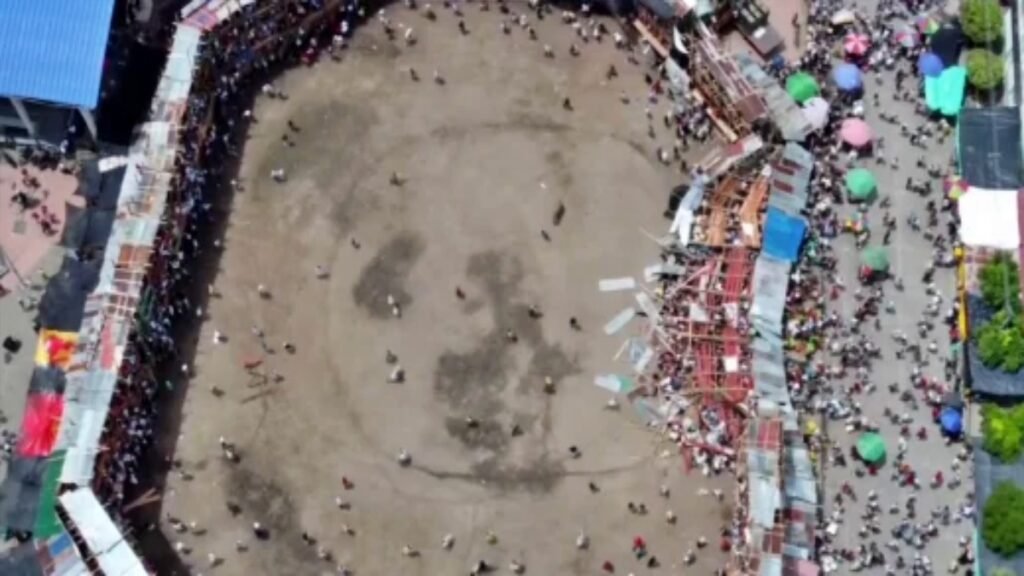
[159,6,732,575]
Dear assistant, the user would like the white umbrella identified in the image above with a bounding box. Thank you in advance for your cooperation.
[802,97,830,130]
[831,8,856,25]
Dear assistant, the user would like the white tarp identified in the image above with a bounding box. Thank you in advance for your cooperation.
[60,488,148,576]
[669,176,708,245]
[958,187,1021,249]
[603,307,636,335]
[599,277,637,292]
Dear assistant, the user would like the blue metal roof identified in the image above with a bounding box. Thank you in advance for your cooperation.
[763,207,807,264]
[0,0,116,109]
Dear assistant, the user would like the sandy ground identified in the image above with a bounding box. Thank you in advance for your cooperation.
[160,7,732,576]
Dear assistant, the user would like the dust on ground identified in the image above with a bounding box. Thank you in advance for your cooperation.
[161,6,732,575]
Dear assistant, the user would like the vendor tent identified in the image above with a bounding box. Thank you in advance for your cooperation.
[36,255,101,332]
[27,366,67,395]
[34,330,77,370]
[958,187,1022,249]
[958,107,1022,189]
[802,97,829,130]
[762,207,807,263]
[833,63,862,91]
[860,247,890,271]
[844,33,870,56]
[785,72,819,103]
[856,432,886,463]
[16,393,64,458]
[33,451,66,539]
[845,168,877,201]
[0,456,47,532]
[924,66,965,116]
[831,8,856,24]
[930,24,964,67]
[916,13,940,35]
[840,118,873,148]
[917,52,943,77]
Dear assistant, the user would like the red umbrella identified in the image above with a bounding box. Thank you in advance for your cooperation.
[840,118,873,148]
[844,33,871,56]
[17,393,64,457]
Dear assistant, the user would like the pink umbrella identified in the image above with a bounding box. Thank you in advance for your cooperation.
[844,33,871,56]
[840,118,873,148]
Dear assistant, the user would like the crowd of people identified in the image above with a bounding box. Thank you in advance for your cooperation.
[27,0,982,574]
[624,0,976,570]
[773,0,975,573]
[90,0,363,515]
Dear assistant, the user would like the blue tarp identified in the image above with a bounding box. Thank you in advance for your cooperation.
[0,0,116,108]
[763,207,807,263]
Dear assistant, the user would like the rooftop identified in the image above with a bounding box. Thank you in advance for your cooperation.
[0,0,116,109]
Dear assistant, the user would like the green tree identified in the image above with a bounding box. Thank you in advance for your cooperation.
[983,482,1024,556]
[980,253,1022,313]
[992,568,1017,576]
[979,320,1008,366]
[975,311,1024,372]
[1004,328,1024,372]
[967,49,1006,91]
[962,0,1005,45]
[982,405,1024,462]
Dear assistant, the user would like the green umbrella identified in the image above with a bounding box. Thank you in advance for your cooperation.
[856,432,886,463]
[845,168,877,201]
[860,247,890,272]
[786,72,820,103]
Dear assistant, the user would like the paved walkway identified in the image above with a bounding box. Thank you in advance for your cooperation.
[0,164,80,295]
[819,39,971,576]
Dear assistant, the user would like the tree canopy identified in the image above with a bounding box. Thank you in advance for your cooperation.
[983,482,1024,556]
[962,0,1005,45]
[967,49,1006,91]
[976,311,1024,372]
[983,405,1024,462]
[980,253,1022,314]
[976,253,1024,372]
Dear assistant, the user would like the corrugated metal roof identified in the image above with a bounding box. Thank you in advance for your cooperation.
[0,0,116,108]
[60,488,148,576]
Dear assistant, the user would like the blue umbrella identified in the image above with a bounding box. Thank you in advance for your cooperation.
[833,63,863,91]
[940,407,963,436]
[918,52,944,77]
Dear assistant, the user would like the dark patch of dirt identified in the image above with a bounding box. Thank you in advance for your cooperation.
[352,231,426,318]
[430,250,581,493]
[224,464,323,575]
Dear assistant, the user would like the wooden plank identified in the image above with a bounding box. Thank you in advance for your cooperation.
[633,20,669,59]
